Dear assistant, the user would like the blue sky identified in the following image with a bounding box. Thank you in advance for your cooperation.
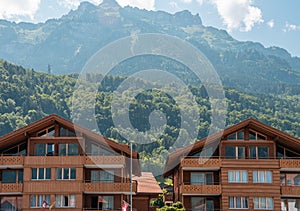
[0,0,299,57]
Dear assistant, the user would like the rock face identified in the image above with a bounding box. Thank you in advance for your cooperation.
[0,1,299,94]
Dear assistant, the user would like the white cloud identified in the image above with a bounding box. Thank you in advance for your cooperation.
[116,0,155,10]
[283,22,300,32]
[209,0,263,32]
[196,0,204,5]
[267,19,274,28]
[0,0,40,20]
[181,0,193,3]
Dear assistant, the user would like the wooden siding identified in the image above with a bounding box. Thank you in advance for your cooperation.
[23,181,83,193]
[84,182,137,193]
[24,156,83,167]
[181,184,221,195]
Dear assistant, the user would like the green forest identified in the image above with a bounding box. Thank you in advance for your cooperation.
[1,59,300,174]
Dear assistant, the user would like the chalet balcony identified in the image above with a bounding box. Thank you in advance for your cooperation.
[281,185,300,196]
[23,181,83,193]
[84,181,137,193]
[180,183,221,196]
[280,159,300,171]
[0,183,23,193]
[180,157,221,170]
[0,156,24,168]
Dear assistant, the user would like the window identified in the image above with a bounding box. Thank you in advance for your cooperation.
[35,143,55,156]
[91,144,100,155]
[59,144,78,156]
[91,170,99,182]
[56,195,75,208]
[32,168,51,180]
[37,127,55,137]
[249,130,267,140]
[226,146,245,159]
[249,146,268,159]
[0,196,22,211]
[281,199,287,211]
[56,168,76,180]
[228,170,248,183]
[2,171,16,183]
[59,127,76,137]
[253,197,273,210]
[191,197,214,211]
[229,196,248,209]
[100,170,114,182]
[30,195,50,208]
[253,171,272,183]
[280,173,300,186]
[102,196,114,210]
[287,199,300,210]
[227,130,244,140]
[100,148,115,156]
[2,170,23,183]
[191,172,213,185]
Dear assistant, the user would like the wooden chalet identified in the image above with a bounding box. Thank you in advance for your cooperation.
[0,114,162,211]
[163,118,300,211]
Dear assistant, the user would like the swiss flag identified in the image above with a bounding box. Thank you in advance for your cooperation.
[122,200,129,211]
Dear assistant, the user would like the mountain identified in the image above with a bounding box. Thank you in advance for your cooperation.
[0,0,299,94]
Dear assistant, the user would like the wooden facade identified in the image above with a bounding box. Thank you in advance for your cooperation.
[164,118,300,211]
[0,114,162,211]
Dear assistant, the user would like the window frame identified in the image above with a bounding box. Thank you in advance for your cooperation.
[226,146,245,159]
[55,194,76,208]
[32,168,51,180]
[30,195,50,208]
[253,197,273,210]
[228,170,248,183]
[253,171,272,183]
[56,168,76,180]
[190,172,214,185]
[229,196,249,209]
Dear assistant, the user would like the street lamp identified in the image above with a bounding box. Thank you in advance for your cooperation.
[130,140,134,211]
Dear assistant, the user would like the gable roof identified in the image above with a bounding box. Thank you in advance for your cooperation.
[0,113,139,159]
[133,172,163,195]
[163,117,300,177]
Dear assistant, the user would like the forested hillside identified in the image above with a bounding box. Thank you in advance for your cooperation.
[1,59,300,173]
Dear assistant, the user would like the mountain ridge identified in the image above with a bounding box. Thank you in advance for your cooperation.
[0,1,299,94]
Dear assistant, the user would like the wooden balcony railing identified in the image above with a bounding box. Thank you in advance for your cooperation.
[84,181,137,193]
[0,156,24,166]
[83,156,126,167]
[181,184,221,195]
[0,183,23,193]
[181,158,221,169]
[23,181,83,193]
[281,185,300,196]
[280,159,300,169]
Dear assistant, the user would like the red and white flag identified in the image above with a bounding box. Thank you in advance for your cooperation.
[122,200,129,211]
